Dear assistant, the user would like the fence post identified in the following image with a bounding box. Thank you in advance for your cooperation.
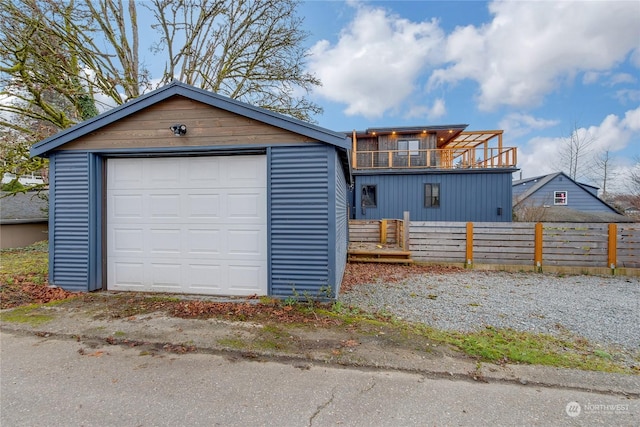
[534,222,543,272]
[466,222,473,267]
[608,223,617,273]
[380,219,387,244]
[403,211,410,251]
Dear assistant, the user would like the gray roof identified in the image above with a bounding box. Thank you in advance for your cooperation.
[31,81,351,157]
[1,191,48,224]
[519,206,634,223]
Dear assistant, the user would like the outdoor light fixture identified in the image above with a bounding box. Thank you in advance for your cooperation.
[170,124,187,136]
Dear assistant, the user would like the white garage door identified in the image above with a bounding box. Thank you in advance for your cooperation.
[107,155,267,296]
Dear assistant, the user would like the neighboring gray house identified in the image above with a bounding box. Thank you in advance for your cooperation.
[512,172,630,222]
[31,81,352,299]
[0,191,48,249]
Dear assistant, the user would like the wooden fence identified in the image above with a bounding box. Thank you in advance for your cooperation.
[409,221,639,270]
[348,219,639,271]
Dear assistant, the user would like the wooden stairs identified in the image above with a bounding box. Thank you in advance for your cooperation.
[348,248,413,264]
[347,218,413,264]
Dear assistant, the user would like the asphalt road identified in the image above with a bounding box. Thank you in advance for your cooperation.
[1,331,637,426]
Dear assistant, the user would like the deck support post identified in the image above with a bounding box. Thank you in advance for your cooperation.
[380,219,387,244]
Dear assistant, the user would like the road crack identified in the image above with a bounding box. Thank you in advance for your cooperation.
[308,386,337,427]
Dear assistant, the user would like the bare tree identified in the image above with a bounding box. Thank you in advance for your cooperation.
[589,148,617,200]
[555,122,596,181]
[148,0,321,120]
[1,0,321,185]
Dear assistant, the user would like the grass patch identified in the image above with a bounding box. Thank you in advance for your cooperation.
[415,325,629,373]
[217,337,247,349]
[0,304,53,326]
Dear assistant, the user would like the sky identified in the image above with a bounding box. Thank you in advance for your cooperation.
[297,0,640,192]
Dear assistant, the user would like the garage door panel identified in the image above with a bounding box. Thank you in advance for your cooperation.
[186,264,223,291]
[228,264,267,293]
[111,228,144,253]
[111,194,144,219]
[149,228,182,254]
[109,159,143,188]
[149,194,181,218]
[187,194,220,219]
[107,155,267,296]
[150,263,182,289]
[186,229,222,254]
[111,262,145,288]
[227,229,264,256]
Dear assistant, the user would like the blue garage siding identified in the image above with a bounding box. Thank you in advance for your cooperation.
[49,152,91,291]
[334,151,348,296]
[353,171,513,222]
[269,145,331,297]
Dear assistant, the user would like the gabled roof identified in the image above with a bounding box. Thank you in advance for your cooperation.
[512,171,620,213]
[0,191,48,224]
[31,81,350,157]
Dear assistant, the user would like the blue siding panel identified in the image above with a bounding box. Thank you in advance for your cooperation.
[334,151,348,296]
[270,145,330,297]
[50,152,90,291]
[354,171,513,222]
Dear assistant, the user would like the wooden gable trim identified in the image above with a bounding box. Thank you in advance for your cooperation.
[59,97,314,151]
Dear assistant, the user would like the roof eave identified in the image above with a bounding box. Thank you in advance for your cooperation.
[31,81,350,157]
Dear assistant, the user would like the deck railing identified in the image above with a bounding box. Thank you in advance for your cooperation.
[354,147,517,170]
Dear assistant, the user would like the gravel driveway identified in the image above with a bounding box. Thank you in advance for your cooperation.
[340,270,640,353]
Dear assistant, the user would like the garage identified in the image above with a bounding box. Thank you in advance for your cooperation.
[30,81,351,299]
[107,155,267,295]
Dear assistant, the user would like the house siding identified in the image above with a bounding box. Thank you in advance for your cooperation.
[269,144,332,297]
[49,152,91,291]
[353,171,512,222]
[334,150,348,296]
[519,175,616,213]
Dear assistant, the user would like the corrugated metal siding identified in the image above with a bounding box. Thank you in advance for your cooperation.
[334,151,348,295]
[522,176,615,212]
[270,145,330,297]
[50,152,90,291]
[353,171,512,222]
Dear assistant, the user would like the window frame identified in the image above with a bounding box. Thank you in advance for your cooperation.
[554,191,568,205]
[361,184,377,208]
[398,139,420,156]
[424,183,440,208]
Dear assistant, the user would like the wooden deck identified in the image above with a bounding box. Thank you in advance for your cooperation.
[348,242,413,264]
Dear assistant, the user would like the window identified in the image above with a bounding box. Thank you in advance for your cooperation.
[361,185,377,208]
[398,139,419,156]
[554,191,567,205]
[424,183,440,208]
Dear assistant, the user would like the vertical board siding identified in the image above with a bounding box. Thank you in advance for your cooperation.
[50,152,90,291]
[617,224,640,268]
[353,171,512,222]
[334,151,348,295]
[270,145,330,297]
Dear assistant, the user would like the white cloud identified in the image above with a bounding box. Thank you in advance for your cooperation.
[517,106,640,190]
[307,4,445,118]
[499,113,559,138]
[429,1,640,111]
